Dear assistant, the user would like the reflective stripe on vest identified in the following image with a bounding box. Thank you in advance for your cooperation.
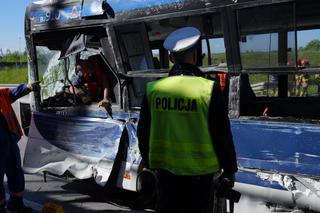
[0,88,23,138]
[147,76,220,175]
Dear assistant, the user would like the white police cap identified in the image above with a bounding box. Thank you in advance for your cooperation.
[164,27,201,52]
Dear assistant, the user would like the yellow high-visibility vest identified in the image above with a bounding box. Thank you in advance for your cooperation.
[147,76,220,175]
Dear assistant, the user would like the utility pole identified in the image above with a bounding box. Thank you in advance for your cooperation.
[19,36,22,66]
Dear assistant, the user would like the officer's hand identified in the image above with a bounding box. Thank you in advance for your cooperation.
[221,172,235,188]
[27,81,41,92]
[98,98,111,108]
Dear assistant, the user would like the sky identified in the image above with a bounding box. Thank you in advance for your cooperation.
[0,0,33,52]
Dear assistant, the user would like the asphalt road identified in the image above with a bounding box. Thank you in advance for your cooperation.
[7,90,277,213]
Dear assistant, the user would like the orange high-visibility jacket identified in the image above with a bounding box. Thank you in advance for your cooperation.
[218,73,227,92]
[0,88,23,138]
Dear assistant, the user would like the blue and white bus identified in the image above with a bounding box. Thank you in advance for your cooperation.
[22,0,320,211]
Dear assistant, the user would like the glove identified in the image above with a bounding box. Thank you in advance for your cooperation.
[221,172,235,188]
[217,173,241,203]
[98,98,111,108]
[27,81,41,92]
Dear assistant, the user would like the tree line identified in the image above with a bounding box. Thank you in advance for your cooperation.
[301,39,320,51]
[0,51,28,63]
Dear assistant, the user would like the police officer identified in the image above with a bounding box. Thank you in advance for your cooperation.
[137,27,238,213]
[0,82,40,213]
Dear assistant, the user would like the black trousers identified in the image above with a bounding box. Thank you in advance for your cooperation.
[155,169,214,213]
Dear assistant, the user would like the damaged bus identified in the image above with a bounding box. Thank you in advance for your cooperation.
[22,0,320,211]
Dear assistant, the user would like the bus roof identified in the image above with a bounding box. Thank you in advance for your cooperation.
[27,0,265,32]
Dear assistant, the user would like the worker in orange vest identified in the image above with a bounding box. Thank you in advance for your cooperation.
[294,59,310,96]
[0,82,40,213]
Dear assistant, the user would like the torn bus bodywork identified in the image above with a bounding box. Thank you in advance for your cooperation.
[23,0,320,211]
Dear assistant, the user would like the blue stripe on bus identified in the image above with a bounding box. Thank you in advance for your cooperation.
[231,119,320,178]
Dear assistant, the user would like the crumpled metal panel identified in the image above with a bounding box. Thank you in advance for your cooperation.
[34,112,124,159]
[116,119,142,191]
[23,111,129,186]
[126,120,141,166]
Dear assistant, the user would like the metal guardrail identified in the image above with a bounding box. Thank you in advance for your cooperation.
[251,82,277,96]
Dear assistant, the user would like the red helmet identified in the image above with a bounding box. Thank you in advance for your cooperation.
[298,58,309,66]
[301,59,309,66]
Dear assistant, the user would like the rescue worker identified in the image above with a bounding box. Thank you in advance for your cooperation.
[270,74,278,96]
[293,73,303,96]
[137,27,238,213]
[70,56,111,108]
[0,82,40,213]
[300,73,309,96]
[293,59,310,96]
[299,59,310,97]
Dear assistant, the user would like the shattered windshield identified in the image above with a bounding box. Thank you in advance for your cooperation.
[36,46,105,104]
[36,46,76,100]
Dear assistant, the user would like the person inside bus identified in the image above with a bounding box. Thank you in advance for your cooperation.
[69,56,111,109]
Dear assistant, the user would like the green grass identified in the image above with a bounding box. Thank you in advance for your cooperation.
[202,53,226,66]
[239,50,320,68]
[0,50,318,86]
[0,66,28,84]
